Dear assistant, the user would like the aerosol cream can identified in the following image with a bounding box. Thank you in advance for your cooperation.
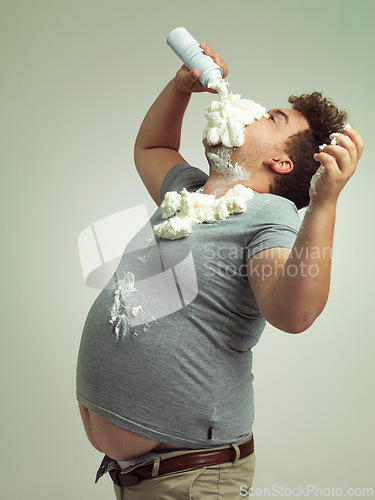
[167,27,223,88]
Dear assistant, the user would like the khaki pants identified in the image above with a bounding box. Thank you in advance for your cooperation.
[112,437,255,500]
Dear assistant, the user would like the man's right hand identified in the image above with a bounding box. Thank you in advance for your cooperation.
[173,44,229,94]
[135,43,228,205]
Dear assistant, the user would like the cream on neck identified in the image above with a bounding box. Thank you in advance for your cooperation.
[206,145,250,182]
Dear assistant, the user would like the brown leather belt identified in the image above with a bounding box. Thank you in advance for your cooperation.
[105,436,254,487]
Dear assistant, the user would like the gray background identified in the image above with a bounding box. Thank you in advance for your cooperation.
[1,0,374,498]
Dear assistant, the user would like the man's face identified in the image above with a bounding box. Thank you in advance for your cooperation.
[232,108,310,168]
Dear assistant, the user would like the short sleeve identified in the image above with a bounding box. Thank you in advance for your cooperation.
[244,196,301,262]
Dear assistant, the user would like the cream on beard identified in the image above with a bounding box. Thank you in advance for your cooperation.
[206,145,249,181]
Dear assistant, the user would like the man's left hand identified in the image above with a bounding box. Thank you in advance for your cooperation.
[309,126,364,207]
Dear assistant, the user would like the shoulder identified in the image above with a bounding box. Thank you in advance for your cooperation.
[249,192,298,212]
[243,192,300,226]
[161,164,208,200]
[242,192,301,262]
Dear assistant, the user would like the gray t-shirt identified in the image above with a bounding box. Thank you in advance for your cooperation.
[76,164,300,448]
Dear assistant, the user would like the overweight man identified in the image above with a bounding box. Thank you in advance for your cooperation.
[76,43,363,499]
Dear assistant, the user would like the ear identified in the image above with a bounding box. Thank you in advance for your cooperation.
[263,156,294,174]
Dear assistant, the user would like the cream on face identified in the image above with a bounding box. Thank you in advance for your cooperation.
[152,81,268,240]
[203,80,268,148]
[203,79,269,182]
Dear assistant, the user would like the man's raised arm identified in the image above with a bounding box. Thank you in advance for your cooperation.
[134,44,228,205]
[247,126,364,333]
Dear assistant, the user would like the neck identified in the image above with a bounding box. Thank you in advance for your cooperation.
[204,145,270,197]
[203,169,255,197]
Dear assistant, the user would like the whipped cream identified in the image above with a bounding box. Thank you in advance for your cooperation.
[207,145,249,180]
[109,272,136,338]
[132,305,143,317]
[153,184,254,240]
[203,80,268,148]
[310,165,325,196]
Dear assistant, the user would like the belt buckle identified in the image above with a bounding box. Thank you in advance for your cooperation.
[110,469,140,487]
[120,471,140,486]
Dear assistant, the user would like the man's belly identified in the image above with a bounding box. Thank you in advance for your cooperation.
[78,403,176,461]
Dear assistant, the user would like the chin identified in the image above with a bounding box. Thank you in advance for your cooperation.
[203,140,218,156]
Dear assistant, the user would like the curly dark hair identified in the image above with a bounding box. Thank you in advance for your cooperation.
[269,92,348,209]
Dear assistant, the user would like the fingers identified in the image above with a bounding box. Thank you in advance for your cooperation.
[317,137,354,176]
[309,126,363,205]
[313,151,343,185]
[200,43,229,78]
[343,125,364,160]
[175,64,205,93]
[313,126,363,177]
[187,67,201,83]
